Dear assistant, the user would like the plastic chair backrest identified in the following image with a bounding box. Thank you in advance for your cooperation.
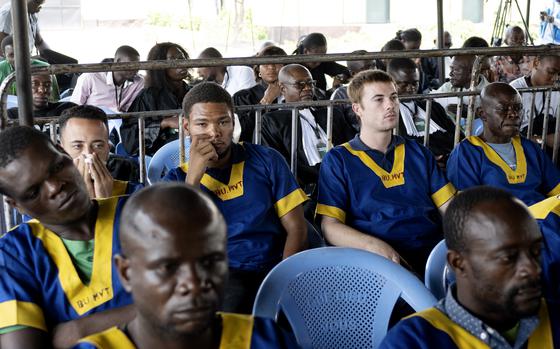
[147,138,190,184]
[424,240,455,299]
[115,142,129,157]
[253,247,437,349]
[473,118,484,136]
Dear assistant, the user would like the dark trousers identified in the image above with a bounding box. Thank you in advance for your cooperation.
[222,268,270,314]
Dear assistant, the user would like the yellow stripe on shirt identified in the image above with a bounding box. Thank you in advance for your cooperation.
[274,189,308,217]
[0,300,47,331]
[316,203,346,223]
[431,183,457,208]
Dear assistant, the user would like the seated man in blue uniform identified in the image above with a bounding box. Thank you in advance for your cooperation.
[380,186,560,349]
[59,105,143,198]
[316,69,456,276]
[528,195,560,301]
[73,183,299,349]
[0,126,134,349]
[163,82,308,314]
[447,82,560,206]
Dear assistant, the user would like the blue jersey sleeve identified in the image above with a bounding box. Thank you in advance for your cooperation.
[316,148,349,223]
[446,141,482,191]
[531,141,560,196]
[422,145,456,208]
[264,147,308,217]
[162,167,186,182]
[0,226,47,332]
[379,316,457,349]
[251,316,300,348]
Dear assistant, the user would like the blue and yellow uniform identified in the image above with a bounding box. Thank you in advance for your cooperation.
[111,179,143,197]
[379,300,560,349]
[0,196,132,333]
[529,196,560,301]
[447,136,560,206]
[73,313,299,349]
[316,135,456,272]
[164,142,307,271]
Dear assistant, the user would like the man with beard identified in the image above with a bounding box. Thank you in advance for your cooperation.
[73,183,299,348]
[380,186,560,348]
[447,83,560,207]
[163,82,307,314]
[0,127,135,349]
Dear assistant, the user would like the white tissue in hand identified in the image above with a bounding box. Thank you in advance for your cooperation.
[84,154,94,164]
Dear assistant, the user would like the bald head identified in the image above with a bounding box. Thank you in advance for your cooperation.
[505,26,525,46]
[120,183,226,256]
[278,64,311,84]
[480,82,520,107]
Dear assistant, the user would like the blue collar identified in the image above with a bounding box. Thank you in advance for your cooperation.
[348,134,405,153]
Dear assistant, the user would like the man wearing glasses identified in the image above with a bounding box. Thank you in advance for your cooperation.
[447,82,560,206]
[261,64,356,191]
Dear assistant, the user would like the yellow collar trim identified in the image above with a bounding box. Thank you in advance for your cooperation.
[218,312,254,349]
[414,301,552,349]
[468,136,527,184]
[342,142,405,188]
[180,162,245,201]
[30,197,118,315]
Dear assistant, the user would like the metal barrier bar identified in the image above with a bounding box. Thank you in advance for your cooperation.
[527,92,536,139]
[178,113,185,165]
[2,197,13,233]
[290,108,298,176]
[11,0,33,126]
[49,121,57,142]
[137,118,146,184]
[253,109,262,145]
[454,101,463,146]
[553,102,560,163]
[541,89,552,150]
[465,55,483,137]
[424,100,433,147]
[326,104,334,150]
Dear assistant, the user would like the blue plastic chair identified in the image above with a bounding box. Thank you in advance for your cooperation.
[147,138,191,184]
[253,247,437,349]
[472,118,484,136]
[424,240,455,300]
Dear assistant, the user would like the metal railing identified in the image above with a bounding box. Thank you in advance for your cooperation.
[1,45,559,232]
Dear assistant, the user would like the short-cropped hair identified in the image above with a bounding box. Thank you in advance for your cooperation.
[59,105,109,133]
[347,69,394,104]
[182,82,234,118]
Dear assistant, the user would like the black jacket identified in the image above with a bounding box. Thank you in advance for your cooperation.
[121,84,190,156]
[233,83,281,143]
[261,107,356,187]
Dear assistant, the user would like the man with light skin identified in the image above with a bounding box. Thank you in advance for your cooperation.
[380,187,560,348]
[59,105,142,199]
[72,183,299,349]
[316,70,456,276]
[163,82,308,313]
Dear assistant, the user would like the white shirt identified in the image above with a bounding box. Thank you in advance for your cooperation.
[430,76,489,115]
[510,76,560,128]
[300,108,327,166]
[222,65,257,96]
[0,2,38,53]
